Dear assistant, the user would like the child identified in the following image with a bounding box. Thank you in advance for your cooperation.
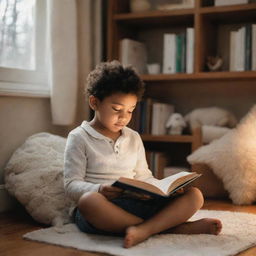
[64,61,222,248]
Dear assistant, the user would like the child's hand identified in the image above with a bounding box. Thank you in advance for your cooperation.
[99,184,123,200]
[175,188,184,195]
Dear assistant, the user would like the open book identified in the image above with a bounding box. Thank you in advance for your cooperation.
[112,171,201,199]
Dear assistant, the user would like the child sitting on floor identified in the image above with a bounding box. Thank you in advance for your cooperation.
[64,61,222,248]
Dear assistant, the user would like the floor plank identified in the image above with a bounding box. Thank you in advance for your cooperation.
[0,200,255,256]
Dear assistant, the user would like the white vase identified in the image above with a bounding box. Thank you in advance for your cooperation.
[130,0,151,12]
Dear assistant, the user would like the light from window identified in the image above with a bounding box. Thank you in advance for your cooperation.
[0,0,35,70]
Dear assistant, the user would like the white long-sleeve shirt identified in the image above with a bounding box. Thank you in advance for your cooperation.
[64,121,157,204]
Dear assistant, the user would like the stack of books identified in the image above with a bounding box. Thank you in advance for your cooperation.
[162,27,194,74]
[229,24,256,71]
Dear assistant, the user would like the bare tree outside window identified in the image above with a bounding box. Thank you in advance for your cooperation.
[0,0,35,70]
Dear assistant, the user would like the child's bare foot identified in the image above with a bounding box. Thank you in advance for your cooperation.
[170,218,222,235]
[124,226,150,248]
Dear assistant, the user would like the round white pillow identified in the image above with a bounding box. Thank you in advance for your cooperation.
[188,105,256,205]
[5,133,72,226]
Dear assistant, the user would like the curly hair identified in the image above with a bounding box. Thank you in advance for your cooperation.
[86,60,145,101]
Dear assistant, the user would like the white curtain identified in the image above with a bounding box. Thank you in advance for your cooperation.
[47,0,78,125]
[82,0,103,86]
[75,0,103,124]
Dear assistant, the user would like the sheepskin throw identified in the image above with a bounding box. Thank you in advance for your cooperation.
[23,210,256,256]
[4,133,72,226]
[187,105,256,205]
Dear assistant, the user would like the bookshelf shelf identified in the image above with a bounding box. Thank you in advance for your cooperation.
[141,134,194,143]
[141,71,256,82]
[200,3,256,13]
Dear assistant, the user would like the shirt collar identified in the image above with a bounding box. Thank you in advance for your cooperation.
[80,121,128,141]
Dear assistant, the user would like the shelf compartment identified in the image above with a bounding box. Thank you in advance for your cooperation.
[141,71,256,81]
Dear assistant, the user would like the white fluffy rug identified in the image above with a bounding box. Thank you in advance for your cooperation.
[24,210,256,256]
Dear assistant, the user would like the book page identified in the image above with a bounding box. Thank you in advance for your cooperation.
[151,171,196,194]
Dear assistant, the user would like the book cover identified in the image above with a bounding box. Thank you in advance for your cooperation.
[237,26,246,71]
[252,24,256,70]
[162,33,176,74]
[119,38,147,74]
[175,33,186,73]
[230,30,238,71]
[112,171,201,199]
[186,27,194,74]
[245,24,252,71]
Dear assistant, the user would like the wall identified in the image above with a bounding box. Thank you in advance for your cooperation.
[0,96,73,211]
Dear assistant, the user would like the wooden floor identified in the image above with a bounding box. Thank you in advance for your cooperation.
[1,200,256,256]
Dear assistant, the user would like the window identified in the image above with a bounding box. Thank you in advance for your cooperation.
[0,0,49,97]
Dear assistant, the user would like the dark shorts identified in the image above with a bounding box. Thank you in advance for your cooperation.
[73,197,169,236]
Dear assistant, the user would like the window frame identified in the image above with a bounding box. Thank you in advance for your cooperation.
[0,0,49,97]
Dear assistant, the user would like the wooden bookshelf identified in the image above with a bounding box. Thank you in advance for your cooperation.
[107,0,256,170]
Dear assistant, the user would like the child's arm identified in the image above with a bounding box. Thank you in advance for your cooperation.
[64,132,101,202]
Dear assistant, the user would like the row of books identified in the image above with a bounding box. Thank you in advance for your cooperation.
[229,24,256,71]
[163,28,194,74]
[129,99,174,135]
[119,27,194,75]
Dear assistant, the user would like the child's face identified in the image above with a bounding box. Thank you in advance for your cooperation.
[90,92,137,136]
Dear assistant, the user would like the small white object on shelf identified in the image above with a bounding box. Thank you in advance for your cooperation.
[147,63,160,74]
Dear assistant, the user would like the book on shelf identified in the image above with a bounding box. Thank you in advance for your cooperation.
[146,151,168,178]
[230,24,255,71]
[163,33,176,74]
[119,38,147,75]
[163,30,193,74]
[245,24,252,71]
[186,27,194,74]
[112,171,201,199]
[176,33,186,73]
[151,102,174,135]
[229,26,245,71]
[252,24,256,70]
[215,0,248,6]
[230,30,238,71]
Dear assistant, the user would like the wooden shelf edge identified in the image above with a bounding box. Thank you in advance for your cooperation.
[113,3,256,20]
[200,3,256,14]
[141,134,194,143]
[141,71,256,82]
[113,8,195,20]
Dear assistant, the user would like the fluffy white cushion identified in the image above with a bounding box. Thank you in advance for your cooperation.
[187,105,256,205]
[4,133,72,226]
